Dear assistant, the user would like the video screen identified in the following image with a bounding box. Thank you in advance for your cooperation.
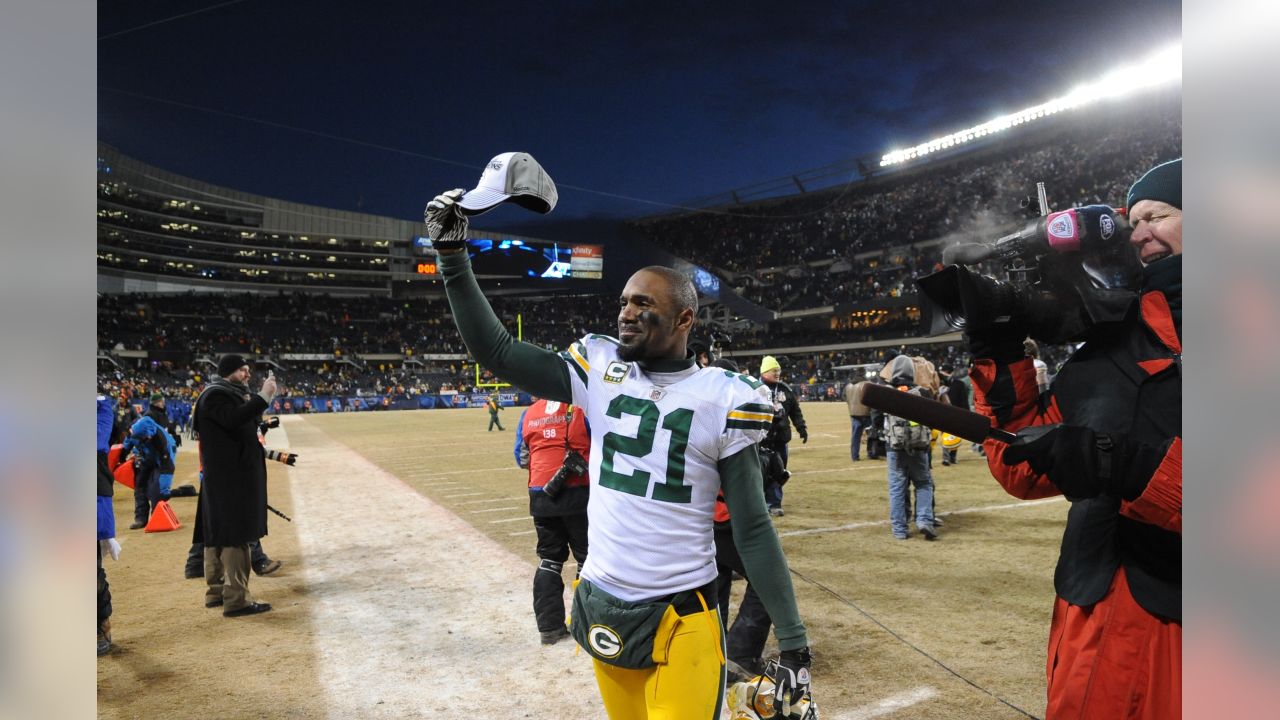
[469,239,573,279]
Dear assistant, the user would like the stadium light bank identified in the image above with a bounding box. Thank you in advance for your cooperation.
[878,43,1182,168]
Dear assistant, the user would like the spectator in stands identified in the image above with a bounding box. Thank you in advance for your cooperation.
[759,355,807,517]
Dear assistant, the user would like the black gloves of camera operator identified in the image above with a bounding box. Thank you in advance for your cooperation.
[773,646,814,719]
[964,323,1027,364]
[799,430,808,444]
[424,189,470,251]
[1003,425,1166,501]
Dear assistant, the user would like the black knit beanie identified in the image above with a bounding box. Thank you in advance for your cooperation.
[1127,158,1181,211]
[217,354,249,378]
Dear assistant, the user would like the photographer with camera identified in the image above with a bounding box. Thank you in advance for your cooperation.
[964,159,1183,719]
[513,396,590,645]
[759,355,808,517]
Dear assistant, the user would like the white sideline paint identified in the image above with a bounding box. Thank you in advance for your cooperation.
[279,416,604,719]
[469,506,520,514]
[443,491,485,499]
[779,497,1066,537]
[833,686,940,720]
[793,464,885,477]
[420,466,523,477]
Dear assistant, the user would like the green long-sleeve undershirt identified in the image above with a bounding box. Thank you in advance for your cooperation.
[440,250,808,650]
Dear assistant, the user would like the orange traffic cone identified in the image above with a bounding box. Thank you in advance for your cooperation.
[113,461,136,490]
[107,444,125,471]
[144,500,182,533]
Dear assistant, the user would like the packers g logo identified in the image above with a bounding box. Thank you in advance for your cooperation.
[588,625,623,658]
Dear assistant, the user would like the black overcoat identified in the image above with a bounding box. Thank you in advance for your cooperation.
[192,387,269,547]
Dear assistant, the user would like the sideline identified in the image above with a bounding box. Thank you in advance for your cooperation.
[279,416,603,718]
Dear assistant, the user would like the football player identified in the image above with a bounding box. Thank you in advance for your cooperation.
[428,189,815,719]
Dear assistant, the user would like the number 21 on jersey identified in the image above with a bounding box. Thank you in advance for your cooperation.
[598,395,695,504]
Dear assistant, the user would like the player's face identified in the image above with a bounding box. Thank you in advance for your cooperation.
[617,271,687,362]
[1128,199,1182,265]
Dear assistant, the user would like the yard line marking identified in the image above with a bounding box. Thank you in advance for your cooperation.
[469,506,520,514]
[833,686,939,720]
[460,497,521,505]
[789,442,851,451]
[415,466,522,478]
[443,492,485,499]
[791,464,885,476]
[779,497,1066,537]
[490,516,532,524]
[392,480,460,488]
[509,530,536,536]
[421,448,519,459]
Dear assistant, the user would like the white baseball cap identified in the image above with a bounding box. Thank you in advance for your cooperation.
[457,151,559,216]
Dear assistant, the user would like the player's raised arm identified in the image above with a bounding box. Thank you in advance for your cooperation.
[426,189,572,403]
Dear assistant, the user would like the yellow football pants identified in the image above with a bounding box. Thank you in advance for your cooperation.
[592,603,726,720]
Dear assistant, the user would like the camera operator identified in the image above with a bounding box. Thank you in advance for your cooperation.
[968,159,1182,719]
[513,396,590,645]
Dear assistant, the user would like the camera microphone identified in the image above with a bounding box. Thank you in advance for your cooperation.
[944,206,1127,266]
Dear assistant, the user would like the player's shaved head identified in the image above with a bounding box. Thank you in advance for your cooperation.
[636,265,697,315]
[617,267,698,363]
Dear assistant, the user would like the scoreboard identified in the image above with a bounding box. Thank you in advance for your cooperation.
[411,235,603,280]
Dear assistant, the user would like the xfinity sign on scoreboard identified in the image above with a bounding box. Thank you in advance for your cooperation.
[570,244,604,279]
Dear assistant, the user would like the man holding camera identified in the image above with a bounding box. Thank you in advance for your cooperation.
[192,354,279,617]
[760,355,808,517]
[427,187,813,720]
[968,159,1182,719]
[514,397,591,645]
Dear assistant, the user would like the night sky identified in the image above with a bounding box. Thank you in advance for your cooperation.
[97,0,1180,237]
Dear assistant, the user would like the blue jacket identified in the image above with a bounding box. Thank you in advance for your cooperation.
[97,396,114,454]
[124,416,177,494]
[97,396,116,539]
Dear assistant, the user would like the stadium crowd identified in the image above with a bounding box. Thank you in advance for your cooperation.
[634,110,1181,311]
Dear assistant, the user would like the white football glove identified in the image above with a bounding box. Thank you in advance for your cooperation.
[424,188,469,250]
[100,538,122,561]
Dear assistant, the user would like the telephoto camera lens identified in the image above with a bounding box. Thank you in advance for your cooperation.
[542,468,568,500]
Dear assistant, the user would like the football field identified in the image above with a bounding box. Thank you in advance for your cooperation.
[98,402,1064,719]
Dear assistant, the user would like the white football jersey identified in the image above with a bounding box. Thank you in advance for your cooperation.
[558,334,773,602]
